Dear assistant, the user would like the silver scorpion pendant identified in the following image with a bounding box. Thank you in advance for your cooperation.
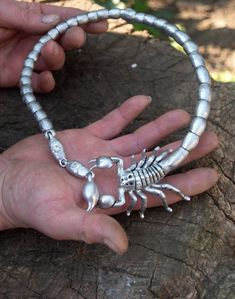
[84,147,190,218]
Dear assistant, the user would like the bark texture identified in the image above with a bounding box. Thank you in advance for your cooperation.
[0,13,234,299]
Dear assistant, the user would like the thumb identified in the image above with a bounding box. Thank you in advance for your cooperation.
[45,207,129,255]
[0,0,61,34]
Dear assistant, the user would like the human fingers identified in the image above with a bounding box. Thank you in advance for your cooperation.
[35,41,65,71]
[106,167,218,216]
[111,109,190,156]
[86,95,152,139]
[44,207,128,255]
[31,71,55,93]
[1,0,107,34]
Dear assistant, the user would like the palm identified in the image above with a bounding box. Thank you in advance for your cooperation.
[0,96,218,254]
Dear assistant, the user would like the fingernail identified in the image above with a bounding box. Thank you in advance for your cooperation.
[104,238,127,255]
[42,14,60,25]
[148,96,152,103]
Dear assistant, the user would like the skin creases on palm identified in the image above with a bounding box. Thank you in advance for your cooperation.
[0,96,218,254]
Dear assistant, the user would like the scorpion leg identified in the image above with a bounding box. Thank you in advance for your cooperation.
[137,149,147,168]
[136,190,147,218]
[113,187,126,208]
[145,186,173,212]
[152,184,190,201]
[127,190,138,216]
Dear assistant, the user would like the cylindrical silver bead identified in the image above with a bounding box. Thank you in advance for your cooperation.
[28,50,40,62]
[20,76,32,86]
[66,17,78,27]
[34,110,48,122]
[87,11,99,22]
[196,100,210,119]
[153,18,167,28]
[33,43,44,53]
[108,8,121,19]
[56,22,69,34]
[159,147,189,174]
[27,101,42,113]
[190,117,207,136]
[39,35,51,45]
[199,84,212,102]
[21,86,33,96]
[196,66,211,84]
[21,67,33,77]
[97,9,109,19]
[48,28,60,40]
[190,52,205,69]
[183,40,198,55]
[23,94,36,104]
[135,12,146,23]
[120,8,136,20]
[182,132,200,151]
[66,160,90,178]
[143,14,156,25]
[162,23,178,36]
[173,30,190,45]
[39,118,54,132]
[24,58,35,69]
[77,14,89,24]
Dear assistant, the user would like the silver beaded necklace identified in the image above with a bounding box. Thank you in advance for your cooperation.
[20,8,211,218]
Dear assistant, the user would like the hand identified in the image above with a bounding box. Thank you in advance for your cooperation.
[0,0,107,91]
[0,96,218,254]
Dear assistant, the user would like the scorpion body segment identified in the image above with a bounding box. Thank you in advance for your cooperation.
[89,147,190,218]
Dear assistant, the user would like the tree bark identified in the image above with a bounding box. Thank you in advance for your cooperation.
[0,9,234,299]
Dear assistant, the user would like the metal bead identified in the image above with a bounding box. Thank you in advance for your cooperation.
[97,9,109,19]
[56,22,69,34]
[66,160,90,178]
[33,43,44,53]
[108,8,121,19]
[48,28,60,40]
[183,40,198,55]
[77,14,89,24]
[27,101,42,113]
[28,50,40,62]
[196,100,210,119]
[120,8,136,20]
[66,17,78,27]
[39,35,51,45]
[196,66,211,85]
[143,14,156,25]
[24,58,35,69]
[23,94,36,104]
[190,117,207,136]
[39,118,54,132]
[159,147,189,174]
[21,67,33,77]
[135,12,145,23]
[34,110,47,122]
[190,52,205,69]
[182,132,200,151]
[87,11,99,22]
[199,84,212,102]
[49,136,66,162]
[162,23,178,36]
[21,85,33,96]
[20,76,31,87]
[93,156,113,169]
[173,30,190,45]
[153,18,167,28]
[99,195,115,209]
[82,180,99,212]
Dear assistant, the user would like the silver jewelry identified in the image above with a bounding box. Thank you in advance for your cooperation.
[20,8,211,218]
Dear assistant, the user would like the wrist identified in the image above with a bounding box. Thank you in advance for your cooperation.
[0,155,15,230]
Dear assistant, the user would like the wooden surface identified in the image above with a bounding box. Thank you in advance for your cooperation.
[0,9,234,299]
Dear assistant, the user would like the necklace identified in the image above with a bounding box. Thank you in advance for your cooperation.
[20,8,211,218]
